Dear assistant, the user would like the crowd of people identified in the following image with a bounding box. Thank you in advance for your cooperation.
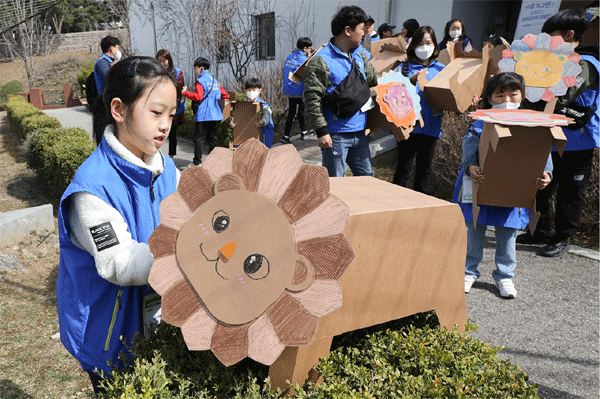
[60,4,598,394]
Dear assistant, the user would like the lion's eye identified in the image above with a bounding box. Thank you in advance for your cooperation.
[243,254,270,280]
[212,211,230,233]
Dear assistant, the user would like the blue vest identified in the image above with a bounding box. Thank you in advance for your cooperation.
[257,97,274,148]
[94,54,114,96]
[559,54,599,152]
[195,71,223,122]
[57,138,178,374]
[173,66,186,115]
[283,49,308,96]
[396,60,445,138]
[317,42,370,133]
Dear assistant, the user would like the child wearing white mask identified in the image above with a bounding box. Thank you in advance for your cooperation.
[231,77,274,148]
[439,19,474,52]
[392,26,445,194]
[454,72,552,299]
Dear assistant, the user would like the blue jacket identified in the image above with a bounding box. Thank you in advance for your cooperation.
[257,97,274,148]
[94,54,114,96]
[395,60,445,138]
[195,70,223,122]
[172,66,186,115]
[452,120,552,228]
[283,49,308,96]
[57,138,178,375]
[313,42,371,133]
[559,54,599,152]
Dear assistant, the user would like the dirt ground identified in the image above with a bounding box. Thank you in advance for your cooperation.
[0,112,94,398]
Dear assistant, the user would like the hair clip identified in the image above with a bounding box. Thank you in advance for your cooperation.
[127,58,141,77]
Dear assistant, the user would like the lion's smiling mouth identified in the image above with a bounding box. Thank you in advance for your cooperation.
[199,243,229,280]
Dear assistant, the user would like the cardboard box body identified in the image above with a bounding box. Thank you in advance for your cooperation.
[477,122,566,208]
[370,35,407,57]
[231,101,262,146]
[422,57,487,113]
[370,51,406,74]
[269,176,467,390]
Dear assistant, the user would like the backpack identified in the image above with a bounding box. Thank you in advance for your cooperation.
[85,72,98,109]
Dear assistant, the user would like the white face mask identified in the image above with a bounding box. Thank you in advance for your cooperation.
[414,45,435,60]
[114,50,122,61]
[450,29,462,40]
[491,101,521,110]
[246,90,260,101]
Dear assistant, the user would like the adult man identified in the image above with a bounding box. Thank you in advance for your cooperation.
[280,37,313,144]
[303,5,379,177]
[94,36,121,96]
[517,9,599,257]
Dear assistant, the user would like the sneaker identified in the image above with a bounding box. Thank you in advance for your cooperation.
[516,232,549,245]
[279,136,292,144]
[464,275,476,293]
[540,239,570,257]
[495,279,516,299]
[300,131,307,140]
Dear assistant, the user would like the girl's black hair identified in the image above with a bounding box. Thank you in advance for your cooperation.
[482,72,525,109]
[406,26,440,63]
[402,19,420,39]
[93,56,182,145]
[441,19,467,46]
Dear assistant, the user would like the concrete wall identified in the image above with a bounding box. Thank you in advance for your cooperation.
[47,29,130,54]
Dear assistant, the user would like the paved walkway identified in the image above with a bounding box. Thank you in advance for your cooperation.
[44,106,599,399]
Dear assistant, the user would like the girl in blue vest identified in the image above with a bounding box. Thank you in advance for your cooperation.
[392,26,445,194]
[454,72,552,299]
[57,56,181,394]
[156,49,186,157]
[439,19,474,52]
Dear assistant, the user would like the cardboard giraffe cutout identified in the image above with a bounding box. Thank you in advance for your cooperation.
[498,33,582,102]
[148,139,354,366]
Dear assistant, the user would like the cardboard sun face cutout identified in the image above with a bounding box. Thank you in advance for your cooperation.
[468,109,572,127]
[498,33,582,102]
[375,71,420,128]
[148,139,354,367]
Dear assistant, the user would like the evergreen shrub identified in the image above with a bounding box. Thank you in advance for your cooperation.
[21,113,62,137]
[0,80,23,103]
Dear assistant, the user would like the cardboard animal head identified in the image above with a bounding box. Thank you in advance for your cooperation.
[498,33,582,102]
[148,139,354,366]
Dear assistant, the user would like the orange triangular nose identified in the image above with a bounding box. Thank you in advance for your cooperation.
[219,241,236,261]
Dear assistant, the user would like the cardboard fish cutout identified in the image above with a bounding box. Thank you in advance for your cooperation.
[498,33,582,102]
[148,139,354,367]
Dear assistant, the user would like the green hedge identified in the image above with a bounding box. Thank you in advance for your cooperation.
[77,61,95,101]
[98,316,539,398]
[0,80,23,103]
[22,113,62,137]
[5,97,44,138]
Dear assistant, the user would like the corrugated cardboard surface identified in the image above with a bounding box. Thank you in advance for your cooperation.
[370,51,406,74]
[422,44,491,113]
[289,42,327,85]
[477,123,566,209]
[370,35,408,57]
[269,176,468,390]
[231,101,261,146]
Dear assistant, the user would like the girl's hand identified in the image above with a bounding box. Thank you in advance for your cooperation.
[230,122,237,128]
[468,165,484,184]
[256,120,266,127]
[409,71,420,85]
[536,172,551,190]
[182,85,188,92]
[471,95,482,108]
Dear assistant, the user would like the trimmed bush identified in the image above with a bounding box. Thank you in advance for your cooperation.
[21,113,62,137]
[0,80,23,103]
[77,61,95,100]
[28,127,65,168]
[40,128,95,196]
[99,317,539,398]
[5,97,43,138]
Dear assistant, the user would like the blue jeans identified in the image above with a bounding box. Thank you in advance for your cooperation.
[465,223,517,282]
[321,131,374,177]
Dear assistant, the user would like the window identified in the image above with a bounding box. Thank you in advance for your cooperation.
[253,12,275,60]
[216,28,230,63]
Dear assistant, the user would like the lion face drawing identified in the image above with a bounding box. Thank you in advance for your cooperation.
[514,50,567,88]
[148,139,354,366]
[383,83,414,118]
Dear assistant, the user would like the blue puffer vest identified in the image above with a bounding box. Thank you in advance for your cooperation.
[283,49,308,96]
[195,70,223,122]
[57,137,177,374]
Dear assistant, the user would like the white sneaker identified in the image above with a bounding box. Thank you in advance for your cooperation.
[464,275,476,293]
[495,279,517,299]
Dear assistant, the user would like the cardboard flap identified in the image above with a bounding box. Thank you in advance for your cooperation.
[370,51,405,74]
[371,36,407,57]
[472,181,480,230]
[549,126,567,156]
[528,198,540,235]
[543,98,558,114]
[489,123,512,153]
[417,68,429,88]
[290,42,327,84]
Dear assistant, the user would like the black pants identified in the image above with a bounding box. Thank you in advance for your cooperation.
[536,149,595,243]
[283,97,306,137]
[193,120,218,165]
[88,371,105,395]
[393,133,439,194]
[167,114,185,156]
